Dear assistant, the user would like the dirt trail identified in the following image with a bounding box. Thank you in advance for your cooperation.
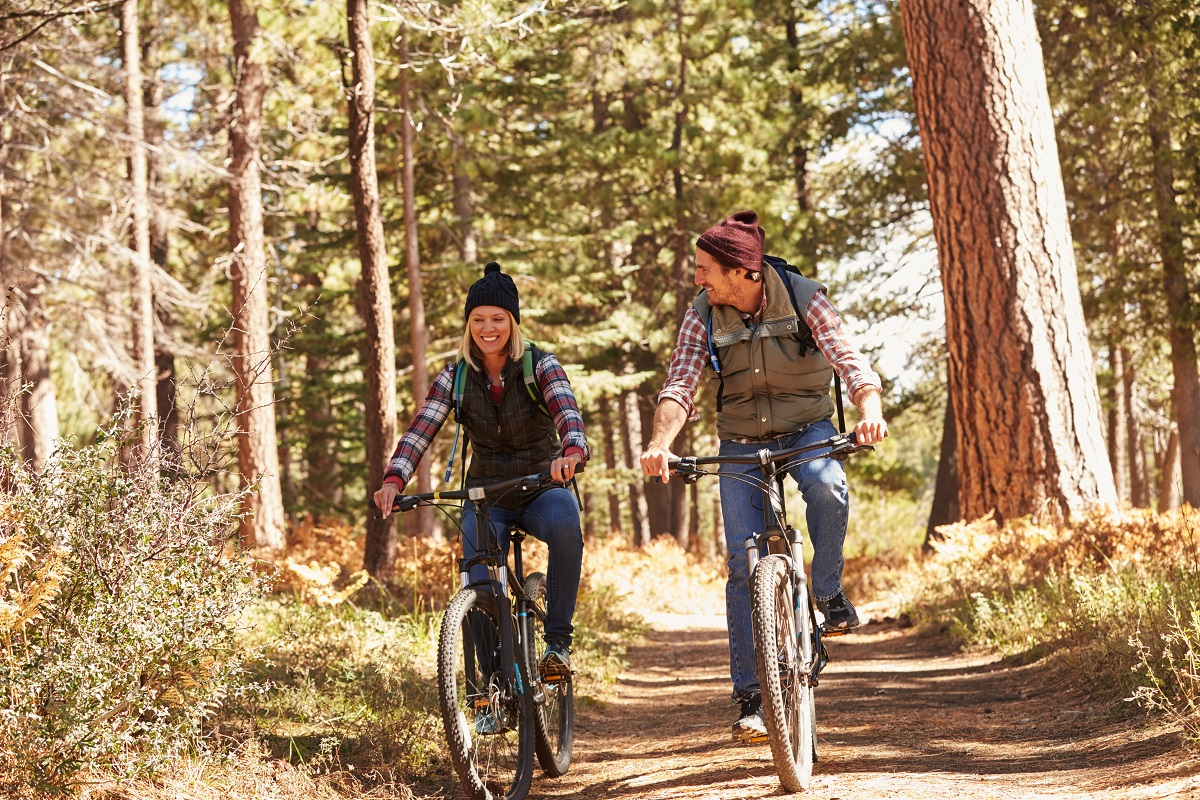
[530,612,1200,800]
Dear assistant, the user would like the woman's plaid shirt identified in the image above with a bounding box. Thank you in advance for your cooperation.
[383,352,589,491]
[658,289,882,424]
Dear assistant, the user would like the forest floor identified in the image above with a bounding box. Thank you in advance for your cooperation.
[425,605,1200,800]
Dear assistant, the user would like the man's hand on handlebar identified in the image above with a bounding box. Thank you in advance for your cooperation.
[853,417,888,446]
[373,483,400,519]
[640,446,676,484]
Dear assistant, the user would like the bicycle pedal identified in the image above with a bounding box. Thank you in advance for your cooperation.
[820,625,851,637]
[746,733,769,744]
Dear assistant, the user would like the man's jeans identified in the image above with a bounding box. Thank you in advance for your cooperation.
[460,486,583,646]
[719,418,848,698]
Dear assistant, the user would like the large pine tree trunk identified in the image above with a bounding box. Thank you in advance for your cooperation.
[901,0,1117,522]
[1157,429,1181,512]
[1146,95,1200,507]
[348,0,399,580]
[121,0,158,459]
[396,30,433,537]
[228,0,286,551]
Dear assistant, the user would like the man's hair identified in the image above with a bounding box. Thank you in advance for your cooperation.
[459,310,525,371]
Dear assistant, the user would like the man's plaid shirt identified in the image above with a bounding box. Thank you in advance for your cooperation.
[659,289,882,424]
[384,352,589,491]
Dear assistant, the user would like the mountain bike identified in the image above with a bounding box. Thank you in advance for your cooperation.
[662,432,872,792]
[377,471,577,800]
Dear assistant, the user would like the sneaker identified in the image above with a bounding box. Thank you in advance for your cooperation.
[474,712,502,736]
[731,693,767,743]
[818,589,860,632]
[538,641,572,682]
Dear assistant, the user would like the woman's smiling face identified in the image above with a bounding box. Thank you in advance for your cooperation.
[469,305,512,361]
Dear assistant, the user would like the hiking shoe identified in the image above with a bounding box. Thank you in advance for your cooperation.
[818,589,860,633]
[474,712,502,736]
[538,641,572,682]
[731,693,767,743]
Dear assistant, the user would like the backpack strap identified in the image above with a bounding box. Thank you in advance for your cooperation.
[522,342,552,419]
[444,359,469,484]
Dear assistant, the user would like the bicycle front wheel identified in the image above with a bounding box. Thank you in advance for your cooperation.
[438,587,535,800]
[751,554,816,791]
[523,572,574,777]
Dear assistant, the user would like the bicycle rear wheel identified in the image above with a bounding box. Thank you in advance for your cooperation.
[522,572,574,777]
[751,554,815,791]
[438,587,535,800]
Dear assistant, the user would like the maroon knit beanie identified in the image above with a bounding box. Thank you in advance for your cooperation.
[696,210,765,272]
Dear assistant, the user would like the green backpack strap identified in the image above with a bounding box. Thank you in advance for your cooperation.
[522,342,552,418]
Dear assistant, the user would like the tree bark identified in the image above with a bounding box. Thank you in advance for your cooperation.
[17,286,58,472]
[597,393,623,535]
[900,0,1117,522]
[228,0,286,551]
[925,387,959,548]
[1120,347,1149,508]
[1146,90,1200,507]
[396,30,433,537]
[620,389,650,547]
[348,0,399,580]
[449,129,477,264]
[121,0,157,459]
[1106,344,1128,504]
[1157,428,1181,512]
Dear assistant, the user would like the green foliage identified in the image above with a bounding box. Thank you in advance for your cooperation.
[0,426,267,796]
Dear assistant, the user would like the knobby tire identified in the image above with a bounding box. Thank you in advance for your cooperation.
[751,554,816,791]
[437,587,535,800]
[523,572,574,776]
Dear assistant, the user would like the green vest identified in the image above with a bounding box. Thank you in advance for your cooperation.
[693,265,835,442]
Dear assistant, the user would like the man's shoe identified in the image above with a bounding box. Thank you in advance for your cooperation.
[818,589,860,633]
[731,693,768,743]
[474,712,502,736]
[538,641,572,683]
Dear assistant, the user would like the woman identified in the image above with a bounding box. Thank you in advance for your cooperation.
[373,261,588,679]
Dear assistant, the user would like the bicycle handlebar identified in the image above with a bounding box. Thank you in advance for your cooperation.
[662,432,871,476]
[370,464,585,513]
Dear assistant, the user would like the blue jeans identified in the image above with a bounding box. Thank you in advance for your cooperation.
[719,418,848,698]
[460,487,583,647]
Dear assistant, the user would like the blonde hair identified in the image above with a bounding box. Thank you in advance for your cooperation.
[459,310,525,371]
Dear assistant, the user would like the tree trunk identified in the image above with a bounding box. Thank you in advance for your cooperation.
[449,129,477,264]
[900,0,1117,522]
[302,268,340,507]
[1157,428,1181,512]
[620,389,650,547]
[349,0,399,580]
[1120,347,1150,508]
[597,393,622,536]
[396,30,433,537]
[121,0,158,459]
[142,0,179,468]
[669,0,691,331]
[17,286,58,472]
[228,0,286,551]
[1146,91,1200,507]
[783,1,817,273]
[1106,344,1128,504]
[925,388,959,548]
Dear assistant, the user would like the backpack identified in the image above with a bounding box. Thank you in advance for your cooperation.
[443,342,552,483]
[700,255,846,433]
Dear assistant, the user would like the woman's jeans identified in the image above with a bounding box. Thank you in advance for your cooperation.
[460,486,583,647]
[719,418,849,699]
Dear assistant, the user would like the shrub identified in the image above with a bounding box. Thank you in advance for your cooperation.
[0,427,267,796]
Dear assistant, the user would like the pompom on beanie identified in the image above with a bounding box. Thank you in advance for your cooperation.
[464,261,520,323]
[696,210,766,272]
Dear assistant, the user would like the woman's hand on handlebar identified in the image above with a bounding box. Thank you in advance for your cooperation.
[550,453,582,483]
[373,482,400,518]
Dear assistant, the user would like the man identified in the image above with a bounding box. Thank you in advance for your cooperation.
[640,210,888,743]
